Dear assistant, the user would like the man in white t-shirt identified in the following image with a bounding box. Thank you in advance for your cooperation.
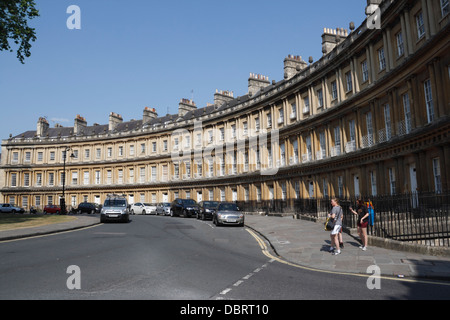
[328,198,343,255]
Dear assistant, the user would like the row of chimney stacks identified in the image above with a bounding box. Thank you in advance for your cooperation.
[35,107,159,137]
[35,19,357,137]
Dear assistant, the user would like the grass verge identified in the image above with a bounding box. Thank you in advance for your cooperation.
[0,213,76,231]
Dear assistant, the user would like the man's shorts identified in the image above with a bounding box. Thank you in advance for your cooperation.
[331,225,342,235]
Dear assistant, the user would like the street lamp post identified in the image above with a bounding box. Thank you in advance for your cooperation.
[61,147,75,215]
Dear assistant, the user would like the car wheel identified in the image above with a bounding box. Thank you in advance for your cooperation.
[170,210,174,217]
[142,210,146,215]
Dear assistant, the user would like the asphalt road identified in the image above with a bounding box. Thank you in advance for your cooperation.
[1,215,449,302]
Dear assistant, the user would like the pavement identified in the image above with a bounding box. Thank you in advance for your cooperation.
[0,215,100,242]
[1,213,450,282]
[245,214,450,282]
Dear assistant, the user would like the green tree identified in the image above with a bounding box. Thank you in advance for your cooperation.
[0,0,39,64]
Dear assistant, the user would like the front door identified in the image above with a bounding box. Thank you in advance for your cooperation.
[309,182,314,199]
[354,175,360,197]
[409,164,418,208]
[232,189,237,202]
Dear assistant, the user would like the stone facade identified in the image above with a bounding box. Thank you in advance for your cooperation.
[0,0,449,210]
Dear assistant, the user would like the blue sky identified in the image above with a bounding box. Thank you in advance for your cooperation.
[0,0,367,141]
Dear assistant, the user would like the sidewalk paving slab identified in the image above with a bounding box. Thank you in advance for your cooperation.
[244,214,450,281]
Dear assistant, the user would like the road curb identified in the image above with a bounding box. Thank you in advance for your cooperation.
[245,224,281,257]
[0,217,102,242]
[245,222,450,282]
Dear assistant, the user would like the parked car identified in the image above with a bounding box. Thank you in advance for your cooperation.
[212,202,244,227]
[143,203,157,215]
[100,195,130,223]
[0,203,25,214]
[76,202,101,214]
[130,202,157,215]
[156,202,171,215]
[170,199,199,218]
[43,205,61,214]
[197,201,219,220]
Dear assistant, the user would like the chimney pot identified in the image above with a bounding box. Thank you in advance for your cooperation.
[178,99,197,117]
[74,114,87,135]
[322,26,348,55]
[214,90,234,107]
[36,117,49,137]
[284,54,307,79]
[143,107,158,123]
[248,73,270,95]
[109,112,123,131]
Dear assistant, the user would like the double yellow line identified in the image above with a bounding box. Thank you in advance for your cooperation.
[246,228,305,270]
[245,228,450,287]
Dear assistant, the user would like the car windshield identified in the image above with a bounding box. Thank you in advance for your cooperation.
[143,203,154,206]
[104,199,126,207]
[203,201,219,208]
[218,203,238,211]
[163,203,170,207]
[181,199,197,206]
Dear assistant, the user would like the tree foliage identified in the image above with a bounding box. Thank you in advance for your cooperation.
[0,0,39,64]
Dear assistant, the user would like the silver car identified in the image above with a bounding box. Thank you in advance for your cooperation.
[156,202,171,215]
[100,196,130,223]
[212,202,244,227]
[0,203,25,214]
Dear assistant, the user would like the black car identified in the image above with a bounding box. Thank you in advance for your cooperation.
[170,199,199,218]
[76,202,101,214]
[197,201,219,220]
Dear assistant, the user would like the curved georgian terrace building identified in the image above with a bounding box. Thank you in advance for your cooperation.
[1,0,449,212]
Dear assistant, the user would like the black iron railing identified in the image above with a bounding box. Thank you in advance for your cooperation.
[237,191,450,247]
